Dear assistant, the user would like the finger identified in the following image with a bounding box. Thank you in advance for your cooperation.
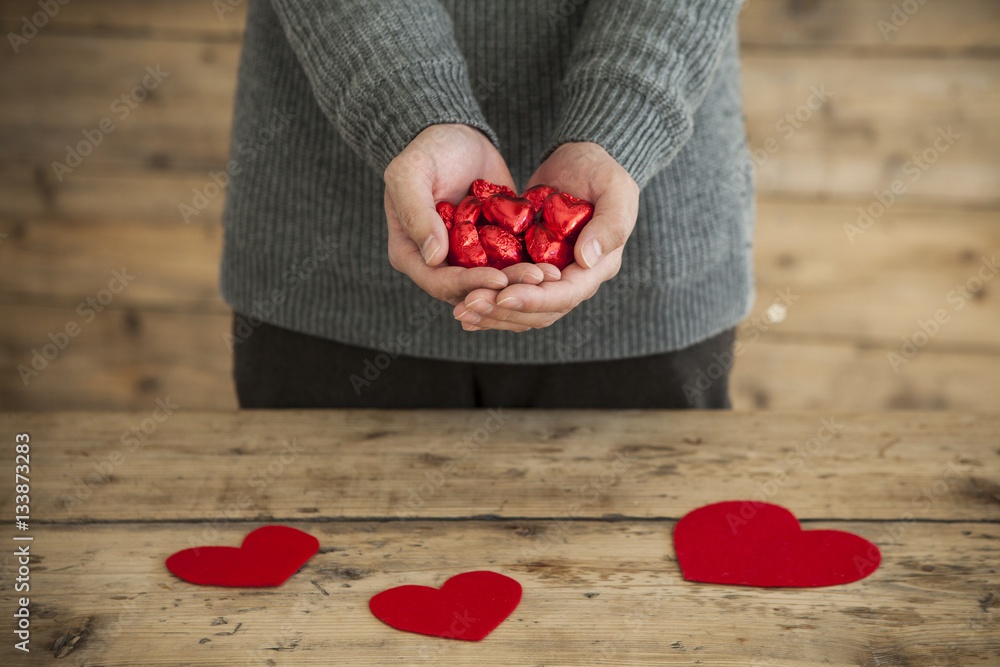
[456,302,559,331]
[536,263,562,282]
[573,175,638,270]
[414,265,507,304]
[501,263,545,286]
[454,306,533,332]
[384,174,449,266]
[492,264,603,315]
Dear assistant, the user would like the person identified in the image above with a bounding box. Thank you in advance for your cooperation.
[220,0,755,409]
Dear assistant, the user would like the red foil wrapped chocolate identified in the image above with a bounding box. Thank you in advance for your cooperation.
[434,179,594,272]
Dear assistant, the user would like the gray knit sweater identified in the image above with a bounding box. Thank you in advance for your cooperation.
[220,0,755,363]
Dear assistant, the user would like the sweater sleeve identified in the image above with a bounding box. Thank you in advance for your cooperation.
[269,0,496,175]
[546,0,745,188]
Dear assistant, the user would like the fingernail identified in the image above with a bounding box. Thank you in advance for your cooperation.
[498,297,523,311]
[517,272,533,284]
[456,308,481,324]
[485,278,506,289]
[582,238,602,268]
[421,235,440,264]
[467,298,492,314]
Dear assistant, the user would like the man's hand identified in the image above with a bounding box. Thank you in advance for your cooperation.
[385,124,551,306]
[454,142,639,331]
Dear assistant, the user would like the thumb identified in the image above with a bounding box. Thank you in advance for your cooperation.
[574,186,636,270]
[386,177,449,266]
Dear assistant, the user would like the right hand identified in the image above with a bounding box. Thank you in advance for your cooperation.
[384,124,551,307]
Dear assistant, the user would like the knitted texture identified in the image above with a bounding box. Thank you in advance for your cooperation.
[220,0,756,363]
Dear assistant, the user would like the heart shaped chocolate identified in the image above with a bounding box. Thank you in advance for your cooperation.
[521,184,557,216]
[435,201,456,231]
[482,194,533,236]
[525,223,574,270]
[471,178,516,200]
[479,224,527,269]
[448,221,489,268]
[542,192,593,241]
[454,195,483,227]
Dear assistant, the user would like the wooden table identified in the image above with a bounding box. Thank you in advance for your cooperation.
[1,411,997,665]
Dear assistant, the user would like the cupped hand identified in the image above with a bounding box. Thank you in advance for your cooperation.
[454,142,639,331]
[384,124,551,306]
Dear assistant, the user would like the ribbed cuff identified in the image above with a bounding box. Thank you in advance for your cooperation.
[337,59,500,175]
[544,78,688,189]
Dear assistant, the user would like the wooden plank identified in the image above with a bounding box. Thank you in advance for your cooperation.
[0,306,235,411]
[0,163,227,223]
[0,411,995,521]
[0,0,247,39]
[0,520,995,665]
[0,36,239,170]
[730,337,1000,411]
[3,0,998,51]
[741,54,1000,205]
[740,0,1000,51]
[4,200,998,347]
[0,218,228,311]
[1,302,998,411]
[746,201,1000,348]
[2,39,998,203]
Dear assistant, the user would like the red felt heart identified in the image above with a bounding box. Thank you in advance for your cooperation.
[166,525,319,587]
[674,501,881,587]
[370,571,522,641]
[481,194,533,236]
[525,223,574,270]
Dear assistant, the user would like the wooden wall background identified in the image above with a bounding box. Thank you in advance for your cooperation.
[0,0,998,411]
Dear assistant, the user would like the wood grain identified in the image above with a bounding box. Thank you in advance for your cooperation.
[2,303,999,411]
[0,412,994,664]
[3,0,998,50]
[1,411,996,522]
[2,43,998,203]
[740,0,1000,51]
[0,520,995,665]
[0,306,235,411]
[4,201,997,347]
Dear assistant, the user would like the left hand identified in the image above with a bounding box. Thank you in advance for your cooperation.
[453,142,639,332]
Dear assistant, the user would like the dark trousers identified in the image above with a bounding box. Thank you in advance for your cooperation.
[232,313,735,409]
